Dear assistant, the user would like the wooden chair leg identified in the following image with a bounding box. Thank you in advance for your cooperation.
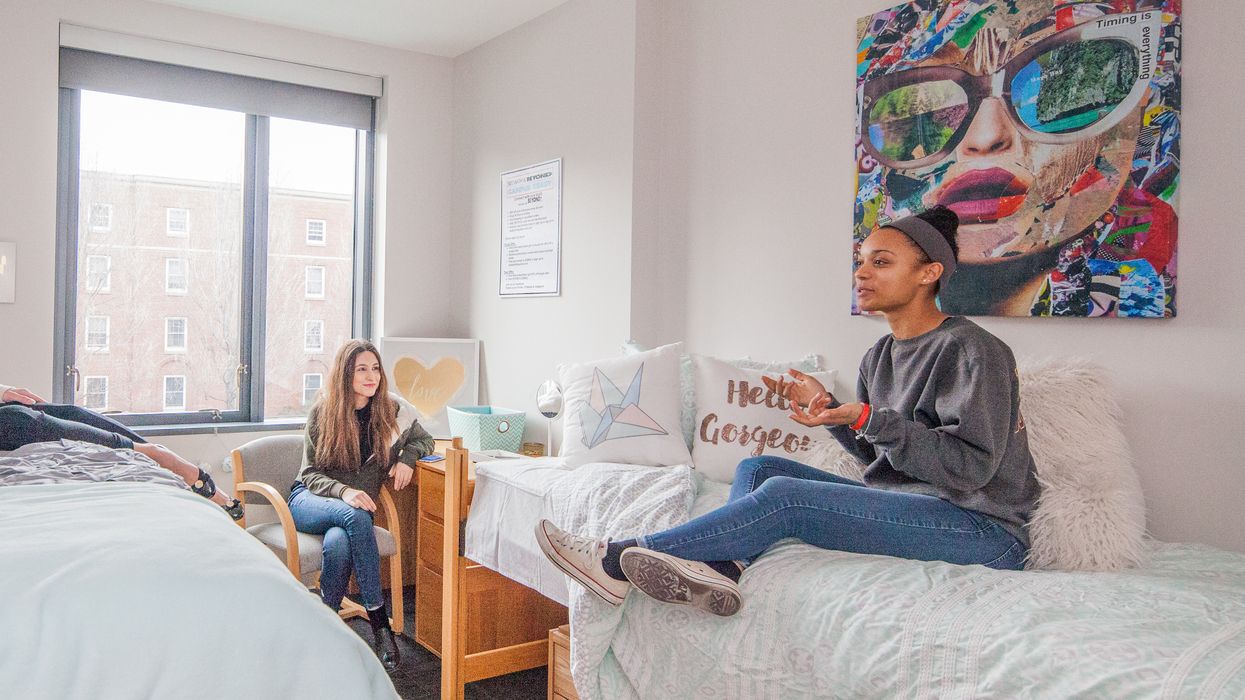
[390,550,405,634]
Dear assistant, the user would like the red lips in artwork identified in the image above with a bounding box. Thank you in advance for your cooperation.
[936,167,1030,224]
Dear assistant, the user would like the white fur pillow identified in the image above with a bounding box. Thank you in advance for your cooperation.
[801,358,1147,572]
[1016,358,1147,571]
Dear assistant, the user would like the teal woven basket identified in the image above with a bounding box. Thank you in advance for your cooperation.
[446,406,526,452]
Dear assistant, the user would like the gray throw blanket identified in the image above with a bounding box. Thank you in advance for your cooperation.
[0,440,188,490]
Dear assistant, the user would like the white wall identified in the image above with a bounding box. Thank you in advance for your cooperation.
[451,0,639,449]
[458,0,1245,552]
[0,0,454,475]
[640,0,1245,552]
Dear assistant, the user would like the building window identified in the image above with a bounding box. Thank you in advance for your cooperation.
[163,375,186,411]
[305,266,326,299]
[89,203,112,232]
[165,317,188,353]
[83,376,109,410]
[85,316,109,351]
[86,255,111,293]
[166,207,190,237]
[306,219,326,246]
[303,373,322,406]
[57,53,373,425]
[165,258,188,295]
[304,320,324,353]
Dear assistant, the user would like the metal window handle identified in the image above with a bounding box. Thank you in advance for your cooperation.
[66,365,81,393]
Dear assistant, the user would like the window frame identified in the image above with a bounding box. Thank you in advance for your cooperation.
[83,375,109,410]
[89,203,112,232]
[306,218,327,246]
[302,372,322,406]
[164,316,188,353]
[84,315,110,351]
[162,375,187,411]
[165,207,190,237]
[54,87,374,431]
[85,254,111,293]
[304,319,325,353]
[305,265,326,299]
[164,257,189,295]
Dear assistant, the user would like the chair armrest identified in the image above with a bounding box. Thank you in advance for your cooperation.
[377,484,402,554]
[235,481,303,579]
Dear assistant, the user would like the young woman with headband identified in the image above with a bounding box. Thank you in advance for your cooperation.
[537,205,1040,616]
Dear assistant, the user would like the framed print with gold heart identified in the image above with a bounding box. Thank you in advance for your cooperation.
[380,337,480,439]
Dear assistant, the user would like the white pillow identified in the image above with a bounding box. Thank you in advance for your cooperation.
[621,340,824,448]
[690,354,838,483]
[559,342,691,468]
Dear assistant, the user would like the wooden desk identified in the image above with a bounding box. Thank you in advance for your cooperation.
[416,439,567,699]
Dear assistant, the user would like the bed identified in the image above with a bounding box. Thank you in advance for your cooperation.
[441,448,1245,700]
[0,440,398,700]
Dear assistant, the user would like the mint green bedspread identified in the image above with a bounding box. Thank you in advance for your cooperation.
[589,482,1245,699]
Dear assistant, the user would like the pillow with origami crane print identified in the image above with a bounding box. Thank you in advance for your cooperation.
[558,342,692,468]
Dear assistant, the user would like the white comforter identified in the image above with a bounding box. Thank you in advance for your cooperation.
[0,449,397,699]
[548,472,1245,699]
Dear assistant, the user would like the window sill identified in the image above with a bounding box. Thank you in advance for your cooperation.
[136,417,305,438]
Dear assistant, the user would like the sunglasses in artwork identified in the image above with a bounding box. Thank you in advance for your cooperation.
[859,11,1161,170]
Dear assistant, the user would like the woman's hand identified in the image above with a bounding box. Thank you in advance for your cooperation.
[389,462,414,491]
[342,487,377,512]
[763,369,833,409]
[2,387,45,405]
[789,395,864,428]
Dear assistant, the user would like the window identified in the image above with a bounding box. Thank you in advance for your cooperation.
[86,255,111,292]
[165,317,187,352]
[56,46,374,426]
[302,373,322,405]
[83,376,109,410]
[305,266,326,299]
[85,316,109,351]
[89,203,112,232]
[166,207,190,237]
[165,258,188,295]
[304,320,324,353]
[306,219,326,245]
[163,375,186,411]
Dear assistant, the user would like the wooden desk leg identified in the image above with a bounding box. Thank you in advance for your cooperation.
[441,439,468,700]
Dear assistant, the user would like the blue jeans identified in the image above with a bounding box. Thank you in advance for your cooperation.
[0,402,145,451]
[638,456,1026,570]
[287,483,384,610]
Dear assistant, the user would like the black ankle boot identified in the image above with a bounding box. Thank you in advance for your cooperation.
[367,606,400,673]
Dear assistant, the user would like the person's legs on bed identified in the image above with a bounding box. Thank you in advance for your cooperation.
[0,403,241,517]
[727,455,862,502]
[30,402,147,444]
[0,403,134,450]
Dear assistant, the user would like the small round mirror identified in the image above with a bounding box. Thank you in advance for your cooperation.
[536,380,563,419]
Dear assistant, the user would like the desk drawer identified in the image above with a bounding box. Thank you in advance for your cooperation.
[418,514,443,574]
[419,467,444,522]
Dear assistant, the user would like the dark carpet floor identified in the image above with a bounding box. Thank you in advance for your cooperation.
[346,586,547,700]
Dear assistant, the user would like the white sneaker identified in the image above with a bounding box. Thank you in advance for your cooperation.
[619,547,742,617]
[535,519,630,606]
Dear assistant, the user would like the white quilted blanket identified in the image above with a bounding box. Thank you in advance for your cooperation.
[543,462,698,699]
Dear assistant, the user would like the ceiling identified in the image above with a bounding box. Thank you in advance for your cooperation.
[150,0,574,57]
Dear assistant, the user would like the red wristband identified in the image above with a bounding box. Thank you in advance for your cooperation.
[849,403,871,432]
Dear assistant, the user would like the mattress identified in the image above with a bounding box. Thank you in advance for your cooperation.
[463,457,576,605]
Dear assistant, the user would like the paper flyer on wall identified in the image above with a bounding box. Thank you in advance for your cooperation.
[500,158,562,297]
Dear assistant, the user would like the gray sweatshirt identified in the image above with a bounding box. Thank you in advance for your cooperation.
[827,317,1039,547]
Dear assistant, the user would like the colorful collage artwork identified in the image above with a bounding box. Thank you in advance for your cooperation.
[854,0,1181,317]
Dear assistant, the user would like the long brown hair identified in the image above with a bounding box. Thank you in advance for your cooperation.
[313,339,399,472]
